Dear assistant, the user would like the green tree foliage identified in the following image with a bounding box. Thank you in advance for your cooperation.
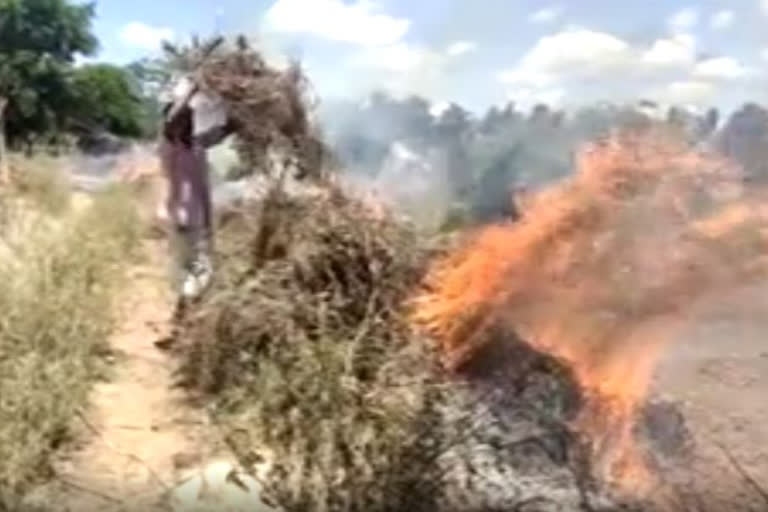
[0,0,97,60]
[0,0,98,147]
[70,63,147,137]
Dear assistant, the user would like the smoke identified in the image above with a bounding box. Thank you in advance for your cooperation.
[316,93,726,232]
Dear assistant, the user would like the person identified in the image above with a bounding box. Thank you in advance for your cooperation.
[159,75,235,301]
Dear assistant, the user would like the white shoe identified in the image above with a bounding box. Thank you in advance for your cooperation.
[181,254,213,299]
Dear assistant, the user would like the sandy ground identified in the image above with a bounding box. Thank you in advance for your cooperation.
[26,242,227,512]
[649,287,768,511]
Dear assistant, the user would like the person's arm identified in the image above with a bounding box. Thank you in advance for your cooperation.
[195,118,237,149]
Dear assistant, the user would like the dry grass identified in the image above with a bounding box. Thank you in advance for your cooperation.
[173,180,634,511]
[3,153,72,216]
[0,161,144,509]
[176,182,465,511]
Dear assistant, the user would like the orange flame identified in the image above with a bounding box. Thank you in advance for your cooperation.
[411,129,768,494]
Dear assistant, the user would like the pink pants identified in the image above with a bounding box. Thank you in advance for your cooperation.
[158,140,212,241]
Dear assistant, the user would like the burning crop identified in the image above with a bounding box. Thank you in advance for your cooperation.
[411,128,768,496]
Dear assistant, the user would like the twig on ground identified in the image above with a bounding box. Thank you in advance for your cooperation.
[56,477,124,504]
[716,442,768,507]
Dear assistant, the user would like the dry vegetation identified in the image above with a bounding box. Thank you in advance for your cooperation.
[173,177,641,511]
[0,159,144,510]
[168,37,634,512]
[165,35,329,180]
[171,123,768,511]
[2,154,73,216]
[177,183,449,511]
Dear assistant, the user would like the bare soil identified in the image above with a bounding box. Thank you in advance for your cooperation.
[27,242,225,512]
[649,286,768,510]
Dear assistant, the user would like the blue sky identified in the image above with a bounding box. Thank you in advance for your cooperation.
[87,0,768,114]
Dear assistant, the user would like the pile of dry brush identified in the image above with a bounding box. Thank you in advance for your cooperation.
[173,175,645,511]
[176,183,451,511]
[164,35,329,180]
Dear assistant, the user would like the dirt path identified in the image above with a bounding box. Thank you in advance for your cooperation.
[40,242,216,511]
[22,240,275,512]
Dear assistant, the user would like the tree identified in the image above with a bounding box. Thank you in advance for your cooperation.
[717,103,768,182]
[433,103,473,195]
[364,91,433,144]
[0,0,97,60]
[0,0,98,149]
[70,63,148,137]
[479,106,502,135]
[0,96,7,183]
[468,145,522,224]
[703,107,719,139]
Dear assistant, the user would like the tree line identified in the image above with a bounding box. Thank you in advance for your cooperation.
[0,0,167,163]
[322,94,768,226]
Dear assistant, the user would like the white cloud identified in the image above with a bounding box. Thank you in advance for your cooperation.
[504,29,703,86]
[446,40,477,57]
[346,43,448,100]
[761,0,768,15]
[667,7,699,32]
[641,33,696,68]
[651,80,716,105]
[693,57,751,80]
[263,0,410,46]
[351,42,441,73]
[498,29,634,108]
[498,69,555,87]
[710,10,734,30]
[528,6,564,24]
[495,25,759,110]
[118,22,174,50]
[345,38,481,101]
[496,24,758,111]
[517,29,632,76]
[499,29,662,107]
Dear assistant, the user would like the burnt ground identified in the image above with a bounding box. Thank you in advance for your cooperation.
[444,294,768,512]
[648,284,768,511]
